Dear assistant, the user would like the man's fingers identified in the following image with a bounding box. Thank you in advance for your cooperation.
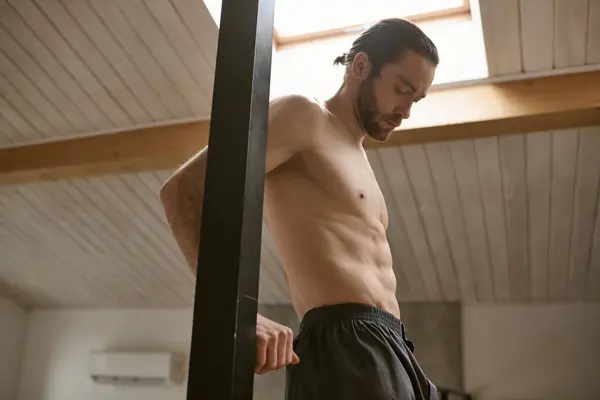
[265,334,278,371]
[277,331,288,368]
[256,336,275,375]
[255,335,268,373]
[255,316,298,374]
[285,328,295,365]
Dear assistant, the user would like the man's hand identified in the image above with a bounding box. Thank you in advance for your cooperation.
[255,314,300,374]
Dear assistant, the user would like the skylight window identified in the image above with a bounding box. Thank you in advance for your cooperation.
[203,0,470,48]
[273,0,469,46]
[202,0,489,98]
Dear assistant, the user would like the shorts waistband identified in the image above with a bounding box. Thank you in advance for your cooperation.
[300,303,403,333]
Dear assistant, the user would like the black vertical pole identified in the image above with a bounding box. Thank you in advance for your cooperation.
[186,0,275,399]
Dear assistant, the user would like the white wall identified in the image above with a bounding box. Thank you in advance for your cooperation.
[463,304,600,400]
[18,309,191,400]
[16,307,292,400]
[0,297,29,400]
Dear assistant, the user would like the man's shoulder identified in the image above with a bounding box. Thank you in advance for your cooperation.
[270,94,329,124]
[268,94,331,151]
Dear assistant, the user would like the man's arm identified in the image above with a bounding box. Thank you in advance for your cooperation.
[159,94,319,273]
[159,147,208,271]
[159,95,317,373]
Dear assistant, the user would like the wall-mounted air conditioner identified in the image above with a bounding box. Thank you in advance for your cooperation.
[88,350,184,385]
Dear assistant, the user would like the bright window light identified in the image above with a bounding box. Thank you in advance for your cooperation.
[269,16,489,100]
[203,0,468,37]
[274,0,468,39]
[202,0,489,98]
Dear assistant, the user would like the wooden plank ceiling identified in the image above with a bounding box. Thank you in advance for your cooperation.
[0,0,217,147]
[1,0,600,308]
[478,0,600,75]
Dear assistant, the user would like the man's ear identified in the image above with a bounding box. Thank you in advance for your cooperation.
[351,52,371,81]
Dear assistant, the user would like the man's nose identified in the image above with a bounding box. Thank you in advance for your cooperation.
[396,103,412,120]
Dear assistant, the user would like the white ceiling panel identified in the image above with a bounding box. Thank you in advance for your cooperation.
[478,0,522,75]
[0,0,216,146]
[478,0,600,77]
[554,0,588,68]
[519,0,554,72]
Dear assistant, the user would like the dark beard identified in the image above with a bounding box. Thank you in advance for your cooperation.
[354,78,391,142]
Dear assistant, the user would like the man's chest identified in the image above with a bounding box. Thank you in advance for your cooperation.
[300,146,388,225]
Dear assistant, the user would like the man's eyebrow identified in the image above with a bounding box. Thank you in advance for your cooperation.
[396,74,417,93]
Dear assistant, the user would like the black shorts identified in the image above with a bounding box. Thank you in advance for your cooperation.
[285,303,438,400]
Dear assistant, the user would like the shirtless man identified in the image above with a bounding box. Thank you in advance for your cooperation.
[160,18,438,400]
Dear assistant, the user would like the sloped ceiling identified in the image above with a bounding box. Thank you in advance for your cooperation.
[1,0,600,308]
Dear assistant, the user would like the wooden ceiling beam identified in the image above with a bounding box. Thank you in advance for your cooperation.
[1,70,600,186]
[0,121,210,186]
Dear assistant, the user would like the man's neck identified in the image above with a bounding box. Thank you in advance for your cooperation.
[323,88,366,146]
